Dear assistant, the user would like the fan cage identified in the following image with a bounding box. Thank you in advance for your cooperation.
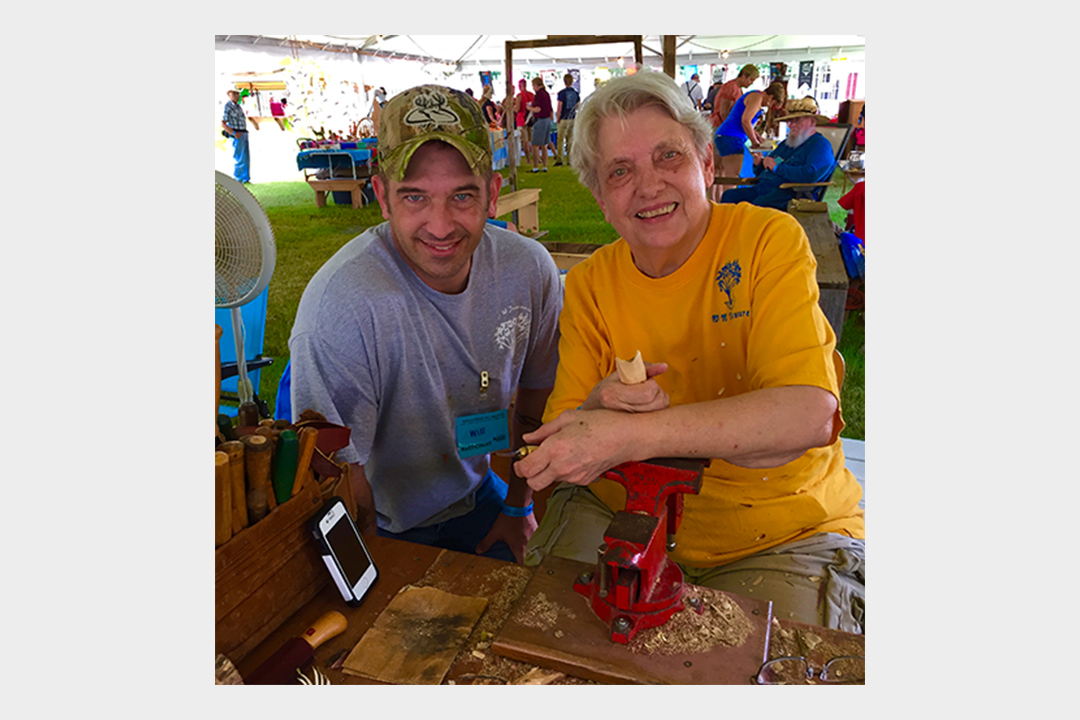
[215,173,276,309]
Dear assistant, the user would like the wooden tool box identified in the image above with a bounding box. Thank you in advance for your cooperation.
[214,435,357,665]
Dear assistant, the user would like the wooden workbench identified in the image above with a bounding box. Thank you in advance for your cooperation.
[234,534,864,685]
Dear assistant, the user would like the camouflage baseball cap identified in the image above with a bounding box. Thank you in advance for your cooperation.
[378,85,493,181]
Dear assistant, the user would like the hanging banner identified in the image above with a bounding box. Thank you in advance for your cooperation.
[799,61,814,92]
[569,68,581,93]
[479,71,493,87]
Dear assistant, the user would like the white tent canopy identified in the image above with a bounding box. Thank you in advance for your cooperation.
[214,35,865,183]
[216,35,865,71]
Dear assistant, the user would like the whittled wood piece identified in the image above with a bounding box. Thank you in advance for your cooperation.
[215,653,244,685]
[615,350,647,385]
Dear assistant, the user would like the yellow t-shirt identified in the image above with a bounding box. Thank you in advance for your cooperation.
[545,202,864,567]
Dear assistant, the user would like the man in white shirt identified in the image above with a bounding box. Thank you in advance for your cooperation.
[683,73,704,110]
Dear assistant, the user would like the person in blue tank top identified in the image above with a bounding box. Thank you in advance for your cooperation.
[713,83,786,200]
[720,97,838,212]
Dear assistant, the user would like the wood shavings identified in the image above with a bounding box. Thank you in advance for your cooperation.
[296,667,330,685]
[510,591,578,631]
[627,586,752,655]
[615,350,647,384]
[512,667,565,685]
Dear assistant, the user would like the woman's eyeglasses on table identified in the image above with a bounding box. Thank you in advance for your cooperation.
[753,655,864,685]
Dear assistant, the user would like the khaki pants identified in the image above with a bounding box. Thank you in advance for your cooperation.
[556,118,574,163]
[525,484,865,633]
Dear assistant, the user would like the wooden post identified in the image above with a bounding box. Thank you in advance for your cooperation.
[663,36,676,78]
[503,35,645,196]
[505,42,517,194]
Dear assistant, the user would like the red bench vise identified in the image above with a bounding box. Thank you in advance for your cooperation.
[572,457,707,644]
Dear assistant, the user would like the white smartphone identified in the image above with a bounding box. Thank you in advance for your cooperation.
[311,497,378,607]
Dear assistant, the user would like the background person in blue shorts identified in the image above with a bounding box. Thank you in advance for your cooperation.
[713,83,786,200]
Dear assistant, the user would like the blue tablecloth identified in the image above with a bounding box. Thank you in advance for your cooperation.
[296,148,374,177]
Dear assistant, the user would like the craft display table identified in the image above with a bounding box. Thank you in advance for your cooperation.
[232,534,863,685]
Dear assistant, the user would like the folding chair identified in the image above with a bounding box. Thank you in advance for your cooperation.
[715,123,853,202]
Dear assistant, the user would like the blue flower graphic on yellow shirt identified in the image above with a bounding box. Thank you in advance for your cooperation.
[716,260,742,310]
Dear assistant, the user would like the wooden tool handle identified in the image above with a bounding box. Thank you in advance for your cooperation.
[300,611,348,650]
[237,402,260,427]
[249,429,278,510]
[272,429,299,505]
[241,434,272,521]
[214,452,232,547]
[219,441,248,533]
[291,427,319,496]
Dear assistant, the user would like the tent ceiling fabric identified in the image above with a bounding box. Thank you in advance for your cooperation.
[216,35,865,68]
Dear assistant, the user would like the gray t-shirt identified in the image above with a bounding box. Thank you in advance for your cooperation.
[289,222,563,533]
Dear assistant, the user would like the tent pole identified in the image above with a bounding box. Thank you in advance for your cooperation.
[505,42,517,194]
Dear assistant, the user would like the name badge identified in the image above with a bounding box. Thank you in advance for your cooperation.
[455,409,510,459]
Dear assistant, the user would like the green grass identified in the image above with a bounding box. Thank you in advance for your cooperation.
[235,164,864,440]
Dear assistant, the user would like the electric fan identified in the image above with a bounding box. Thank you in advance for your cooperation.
[215,171,276,414]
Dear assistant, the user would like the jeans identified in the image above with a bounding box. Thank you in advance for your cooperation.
[376,470,515,562]
[720,184,795,211]
[231,132,250,183]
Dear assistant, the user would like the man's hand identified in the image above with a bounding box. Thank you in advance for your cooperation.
[581,361,669,413]
[762,157,778,171]
[476,512,537,564]
[349,463,378,534]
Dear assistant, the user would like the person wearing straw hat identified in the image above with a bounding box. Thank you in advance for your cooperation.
[720,97,836,211]
[289,84,563,564]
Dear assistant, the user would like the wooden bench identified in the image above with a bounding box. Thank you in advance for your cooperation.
[494,188,542,236]
[541,241,600,272]
[787,199,849,342]
[306,178,369,209]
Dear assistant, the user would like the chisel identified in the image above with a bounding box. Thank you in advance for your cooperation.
[291,427,319,497]
[218,441,248,533]
[241,434,272,522]
[244,611,348,685]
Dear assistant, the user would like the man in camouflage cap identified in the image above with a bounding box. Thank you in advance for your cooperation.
[290,84,563,564]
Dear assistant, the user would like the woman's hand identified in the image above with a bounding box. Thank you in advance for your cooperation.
[581,361,669,413]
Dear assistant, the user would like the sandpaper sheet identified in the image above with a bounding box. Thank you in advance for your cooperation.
[342,585,488,685]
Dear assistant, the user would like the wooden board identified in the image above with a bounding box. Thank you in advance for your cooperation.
[492,555,773,684]
[341,585,487,685]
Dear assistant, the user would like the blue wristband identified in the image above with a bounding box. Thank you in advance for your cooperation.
[501,503,534,518]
